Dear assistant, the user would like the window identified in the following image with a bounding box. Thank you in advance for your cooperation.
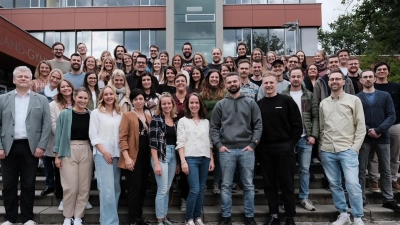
[0,0,14,7]
[30,32,44,42]
[61,32,75,58]
[124,31,140,53]
[15,0,45,7]
[92,31,108,58]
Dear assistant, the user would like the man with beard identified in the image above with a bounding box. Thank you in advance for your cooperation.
[249,60,263,87]
[64,53,86,89]
[319,69,366,225]
[147,44,159,70]
[238,59,258,100]
[208,48,223,71]
[114,45,127,69]
[257,60,290,101]
[127,54,159,91]
[210,72,262,225]
[47,42,70,74]
[257,71,302,225]
[356,70,400,212]
[182,42,193,65]
[347,56,363,94]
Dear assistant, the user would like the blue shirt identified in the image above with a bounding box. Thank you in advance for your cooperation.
[240,80,259,101]
[64,72,86,89]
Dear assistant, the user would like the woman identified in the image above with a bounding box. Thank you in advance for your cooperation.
[152,59,165,84]
[83,56,98,74]
[159,50,170,69]
[314,49,328,77]
[108,69,132,113]
[122,53,134,75]
[31,60,52,93]
[200,70,226,195]
[39,69,63,102]
[98,50,112,71]
[266,51,277,71]
[157,66,177,95]
[192,52,210,76]
[89,86,122,225]
[188,66,204,94]
[54,87,93,225]
[137,72,160,116]
[172,54,190,85]
[150,93,178,225]
[98,56,117,89]
[119,88,153,225]
[219,64,234,80]
[305,64,319,92]
[224,56,235,70]
[83,72,100,110]
[296,50,308,72]
[251,48,267,70]
[177,93,214,225]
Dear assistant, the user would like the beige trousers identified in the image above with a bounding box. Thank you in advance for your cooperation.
[60,140,93,218]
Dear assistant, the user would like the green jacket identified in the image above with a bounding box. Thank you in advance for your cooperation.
[281,85,319,139]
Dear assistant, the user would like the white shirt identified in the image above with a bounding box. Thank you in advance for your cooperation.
[91,91,97,108]
[14,90,30,140]
[89,109,122,157]
[290,90,306,137]
[176,117,211,158]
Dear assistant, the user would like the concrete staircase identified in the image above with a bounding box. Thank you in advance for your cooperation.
[1,163,400,224]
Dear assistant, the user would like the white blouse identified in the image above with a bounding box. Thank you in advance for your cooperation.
[89,109,122,157]
[176,117,211,158]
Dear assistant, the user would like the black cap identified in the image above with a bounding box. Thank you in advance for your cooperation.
[271,59,284,66]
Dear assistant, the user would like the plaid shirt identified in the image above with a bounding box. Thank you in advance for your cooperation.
[150,114,178,162]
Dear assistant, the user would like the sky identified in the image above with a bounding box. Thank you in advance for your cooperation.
[317,0,361,31]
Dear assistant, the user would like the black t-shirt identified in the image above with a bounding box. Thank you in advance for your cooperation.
[183,59,192,66]
[375,82,400,124]
[349,76,360,94]
[207,63,222,71]
[157,84,176,95]
[249,76,262,87]
[70,110,90,140]
[165,124,177,145]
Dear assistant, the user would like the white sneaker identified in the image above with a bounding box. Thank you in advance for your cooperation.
[300,198,316,211]
[1,222,13,225]
[63,218,73,225]
[74,218,83,225]
[23,220,36,225]
[332,214,351,225]
[353,218,364,225]
[312,158,321,164]
[85,201,93,210]
[58,200,64,211]
[186,220,195,225]
[180,198,186,212]
[194,218,204,225]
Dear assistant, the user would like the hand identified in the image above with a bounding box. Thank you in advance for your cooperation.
[219,146,230,153]
[34,148,45,158]
[102,151,113,164]
[242,146,254,152]
[208,160,215,171]
[307,136,316,145]
[125,157,135,171]
[55,157,62,168]
[181,161,189,175]
[176,164,181,174]
[154,163,162,176]
[0,150,5,159]
[368,128,381,138]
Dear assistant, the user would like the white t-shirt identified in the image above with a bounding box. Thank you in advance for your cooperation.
[290,90,306,137]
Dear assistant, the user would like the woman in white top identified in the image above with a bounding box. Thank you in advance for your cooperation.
[176,93,215,225]
[89,86,122,225]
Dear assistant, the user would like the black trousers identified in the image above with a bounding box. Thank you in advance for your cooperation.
[178,171,189,200]
[43,156,63,199]
[256,143,296,218]
[125,137,151,223]
[1,140,38,223]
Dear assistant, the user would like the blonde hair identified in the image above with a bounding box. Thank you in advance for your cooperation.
[48,69,64,82]
[262,71,278,81]
[97,86,121,114]
[154,92,177,118]
[192,52,208,68]
[98,50,112,66]
[98,56,117,83]
[107,69,131,98]
[34,60,52,79]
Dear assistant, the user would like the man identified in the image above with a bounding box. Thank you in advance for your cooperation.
[347,56,363,94]
[337,49,350,75]
[249,60,263,87]
[234,42,248,68]
[114,45,127,69]
[368,62,400,193]
[0,66,51,225]
[208,48,223,71]
[77,42,87,62]
[281,67,319,212]
[257,59,290,101]
[147,44,159,70]
[319,69,366,225]
[284,55,300,80]
[64,53,86,89]
[356,70,400,212]
[182,42,193,65]
[313,55,355,104]
[47,42,70,74]
[210,72,262,225]
[257,71,302,225]
[238,59,259,100]
[127,54,159,91]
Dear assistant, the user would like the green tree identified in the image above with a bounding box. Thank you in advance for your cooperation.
[242,31,285,55]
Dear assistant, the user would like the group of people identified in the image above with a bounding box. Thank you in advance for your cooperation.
[1,40,400,225]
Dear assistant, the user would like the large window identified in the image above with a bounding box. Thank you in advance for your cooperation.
[9,0,165,7]
[15,0,45,7]
[223,0,316,3]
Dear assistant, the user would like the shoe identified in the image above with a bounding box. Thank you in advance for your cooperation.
[285,217,296,225]
[73,218,82,225]
[40,186,54,196]
[392,181,400,193]
[263,216,279,225]
[369,181,381,193]
[213,183,221,195]
[23,221,36,225]
[163,217,173,225]
[1,221,13,225]
[254,188,259,193]
[312,158,320,164]
[85,201,93,210]
[180,198,186,212]
[38,159,44,168]
[62,218,73,225]
[186,220,195,225]
[217,217,232,225]
[279,201,285,211]
[331,214,351,225]
[382,201,400,212]
[300,198,316,211]
[232,183,240,193]
[353,219,364,225]
[194,218,204,225]
[309,173,315,181]
[245,217,257,225]
[138,218,149,225]
[58,200,64,211]
[157,222,164,225]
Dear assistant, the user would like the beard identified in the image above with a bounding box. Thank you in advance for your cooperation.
[227,86,240,94]
[183,52,192,59]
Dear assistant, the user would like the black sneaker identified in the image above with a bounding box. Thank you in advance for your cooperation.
[245,217,256,225]
[285,217,296,225]
[263,216,279,225]
[217,217,232,225]
[382,201,400,212]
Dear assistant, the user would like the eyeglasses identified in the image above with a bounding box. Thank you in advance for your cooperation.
[329,78,342,82]
[136,62,146,65]
[377,68,388,72]
[150,50,158,52]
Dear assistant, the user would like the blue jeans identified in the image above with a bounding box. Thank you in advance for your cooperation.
[94,154,121,225]
[321,149,364,218]
[151,145,177,219]
[43,156,54,188]
[185,156,210,221]
[220,148,255,217]
[295,136,313,199]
